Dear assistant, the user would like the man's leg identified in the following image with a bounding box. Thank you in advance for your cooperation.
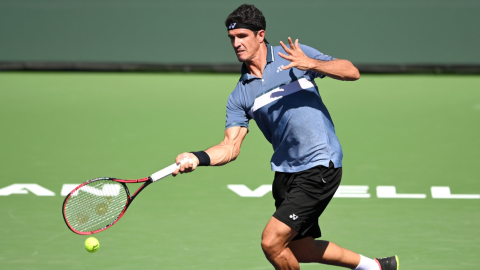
[261,217,364,269]
[261,216,300,270]
[288,237,395,270]
[288,236,360,268]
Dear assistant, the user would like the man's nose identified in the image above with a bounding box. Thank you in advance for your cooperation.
[233,37,241,48]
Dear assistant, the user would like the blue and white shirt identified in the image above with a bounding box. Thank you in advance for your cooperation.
[225,43,343,173]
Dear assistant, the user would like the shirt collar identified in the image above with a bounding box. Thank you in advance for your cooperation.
[266,43,274,63]
[240,43,275,82]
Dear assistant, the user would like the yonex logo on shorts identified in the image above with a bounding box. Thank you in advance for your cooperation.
[289,214,298,220]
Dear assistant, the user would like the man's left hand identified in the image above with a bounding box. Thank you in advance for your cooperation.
[278,37,313,71]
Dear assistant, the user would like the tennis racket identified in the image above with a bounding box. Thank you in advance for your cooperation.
[62,159,190,235]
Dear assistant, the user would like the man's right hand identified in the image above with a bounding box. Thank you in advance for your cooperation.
[172,152,200,176]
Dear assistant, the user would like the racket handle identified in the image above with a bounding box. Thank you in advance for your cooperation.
[151,163,179,182]
[150,158,193,182]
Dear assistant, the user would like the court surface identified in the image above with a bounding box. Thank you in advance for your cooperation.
[1,72,479,269]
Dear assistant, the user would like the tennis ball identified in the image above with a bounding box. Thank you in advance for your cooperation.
[85,237,100,253]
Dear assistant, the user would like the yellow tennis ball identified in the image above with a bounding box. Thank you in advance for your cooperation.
[84,237,100,253]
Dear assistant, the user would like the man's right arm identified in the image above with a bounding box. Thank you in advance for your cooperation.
[173,126,248,176]
[205,126,248,166]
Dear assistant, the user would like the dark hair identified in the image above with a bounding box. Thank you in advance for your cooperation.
[225,4,266,33]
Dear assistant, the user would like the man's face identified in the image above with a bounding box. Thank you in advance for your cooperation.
[227,28,263,62]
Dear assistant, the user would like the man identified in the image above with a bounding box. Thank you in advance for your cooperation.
[173,4,398,270]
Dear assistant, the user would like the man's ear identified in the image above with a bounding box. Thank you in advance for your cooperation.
[257,30,266,43]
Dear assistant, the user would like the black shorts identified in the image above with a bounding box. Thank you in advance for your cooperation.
[272,161,342,241]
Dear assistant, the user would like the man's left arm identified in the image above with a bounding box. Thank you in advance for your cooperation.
[278,37,360,81]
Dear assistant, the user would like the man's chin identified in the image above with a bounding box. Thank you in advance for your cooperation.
[236,56,247,62]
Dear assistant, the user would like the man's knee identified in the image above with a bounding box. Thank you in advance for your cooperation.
[261,233,280,258]
[261,217,297,258]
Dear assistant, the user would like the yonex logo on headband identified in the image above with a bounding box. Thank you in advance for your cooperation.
[226,22,264,32]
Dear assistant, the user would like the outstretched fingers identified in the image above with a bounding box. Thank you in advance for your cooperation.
[277,51,292,60]
[279,40,291,54]
[278,37,311,71]
[278,40,295,70]
[281,61,296,70]
[278,38,295,65]
[279,37,297,53]
[288,37,297,50]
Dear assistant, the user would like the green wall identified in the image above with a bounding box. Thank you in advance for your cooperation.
[1,0,479,64]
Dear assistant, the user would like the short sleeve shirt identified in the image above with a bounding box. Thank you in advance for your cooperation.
[225,43,343,173]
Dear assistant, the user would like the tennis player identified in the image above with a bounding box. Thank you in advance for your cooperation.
[173,4,398,270]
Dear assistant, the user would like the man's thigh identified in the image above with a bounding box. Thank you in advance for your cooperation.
[272,162,342,240]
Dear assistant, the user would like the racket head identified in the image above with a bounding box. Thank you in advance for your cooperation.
[62,177,131,235]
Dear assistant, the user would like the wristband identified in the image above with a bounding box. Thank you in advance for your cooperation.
[190,151,211,166]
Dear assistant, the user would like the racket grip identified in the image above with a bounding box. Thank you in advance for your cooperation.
[150,158,193,182]
[151,163,179,182]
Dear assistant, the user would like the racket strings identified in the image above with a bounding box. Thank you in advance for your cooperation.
[64,180,128,233]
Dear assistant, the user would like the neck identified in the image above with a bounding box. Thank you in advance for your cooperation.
[245,43,268,78]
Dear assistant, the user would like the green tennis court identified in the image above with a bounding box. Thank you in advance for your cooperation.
[1,73,479,269]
